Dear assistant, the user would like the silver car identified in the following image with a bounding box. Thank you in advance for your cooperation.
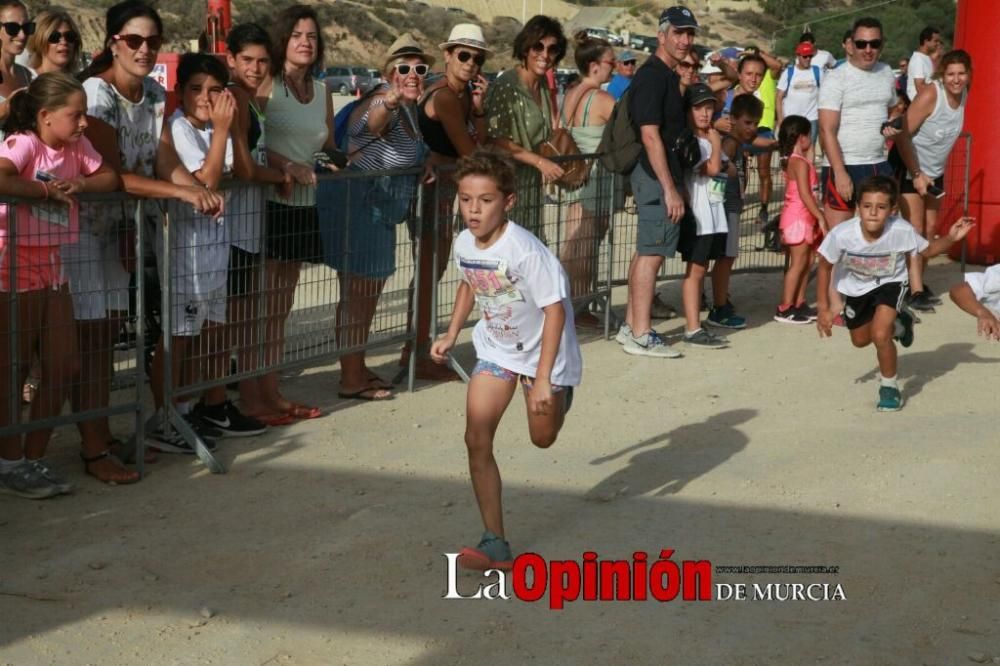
[324,66,377,95]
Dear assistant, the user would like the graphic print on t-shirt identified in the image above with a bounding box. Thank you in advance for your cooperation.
[842,251,896,283]
[460,256,524,344]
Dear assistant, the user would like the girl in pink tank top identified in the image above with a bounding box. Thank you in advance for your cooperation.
[775,115,825,324]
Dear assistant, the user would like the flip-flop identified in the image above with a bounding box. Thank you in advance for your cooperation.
[337,387,394,401]
[286,403,322,419]
[82,450,140,485]
[255,412,296,426]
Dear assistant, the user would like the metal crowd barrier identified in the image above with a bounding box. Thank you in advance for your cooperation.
[0,192,148,473]
[1,141,975,479]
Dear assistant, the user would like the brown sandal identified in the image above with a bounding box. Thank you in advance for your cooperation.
[82,450,141,485]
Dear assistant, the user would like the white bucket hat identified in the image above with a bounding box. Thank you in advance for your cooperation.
[438,23,493,54]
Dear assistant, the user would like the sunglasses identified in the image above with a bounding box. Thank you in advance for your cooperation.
[113,33,163,51]
[394,62,428,76]
[853,38,883,51]
[676,61,696,69]
[622,60,636,66]
[800,54,814,58]
[2,21,35,37]
[47,30,79,45]
[456,50,486,67]
[529,42,560,57]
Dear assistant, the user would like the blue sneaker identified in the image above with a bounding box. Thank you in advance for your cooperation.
[877,386,903,412]
[457,531,514,571]
[706,303,747,330]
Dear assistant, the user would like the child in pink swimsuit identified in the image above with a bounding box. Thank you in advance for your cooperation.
[775,115,825,324]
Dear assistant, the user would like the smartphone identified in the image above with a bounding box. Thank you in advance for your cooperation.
[926,184,946,199]
[314,149,348,172]
[881,116,903,132]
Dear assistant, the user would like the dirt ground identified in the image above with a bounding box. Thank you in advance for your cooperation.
[2,262,999,665]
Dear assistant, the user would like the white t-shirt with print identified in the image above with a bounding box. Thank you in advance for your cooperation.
[906,50,934,102]
[688,136,727,236]
[159,110,233,296]
[454,221,582,386]
[965,265,1000,317]
[818,215,928,297]
[812,49,836,71]
[778,65,822,120]
[83,76,166,234]
[817,61,897,165]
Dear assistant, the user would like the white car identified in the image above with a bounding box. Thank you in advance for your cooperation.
[584,27,623,46]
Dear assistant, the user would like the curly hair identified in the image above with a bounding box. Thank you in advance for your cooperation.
[454,148,517,196]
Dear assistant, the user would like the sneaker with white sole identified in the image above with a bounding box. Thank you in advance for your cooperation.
[194,400,266,438]
[774,306,811,324]
[615,322,633,345]
[623,330,683,358]
[706,303,747,329]
[147,414,218,454]
[0,460,61,499]
[684,328,729,349]
[28,459,73,495]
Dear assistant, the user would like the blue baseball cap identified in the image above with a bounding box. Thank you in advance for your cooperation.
[659,6,698,31]
[619,50,637,62]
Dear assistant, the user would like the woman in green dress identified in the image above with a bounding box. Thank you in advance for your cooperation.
[484,15,566,236]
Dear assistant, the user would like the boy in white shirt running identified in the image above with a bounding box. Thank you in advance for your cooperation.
[949,265,1000,341]
[816,175,973,411]
[431,149,582,571]
[150,53,265,451]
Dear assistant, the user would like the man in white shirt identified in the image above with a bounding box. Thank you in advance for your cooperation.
[905,26,942,102]
[777,41,823,142]
[798,32,835,70]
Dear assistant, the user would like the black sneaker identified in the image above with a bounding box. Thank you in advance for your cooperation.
[147,416,218,455]
[796,303,818,322]
[194,400,267,438]
[774,306,810,324]
[894,307,915,348]
[924,284,943,305]
[908,291,936,313]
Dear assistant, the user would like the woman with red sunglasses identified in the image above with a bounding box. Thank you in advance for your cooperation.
[26,9,81,76]
[485,15,567,238]
[400,23,492,381]
[0,0,34,128]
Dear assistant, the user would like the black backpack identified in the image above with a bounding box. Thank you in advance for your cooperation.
[597,88,642,175]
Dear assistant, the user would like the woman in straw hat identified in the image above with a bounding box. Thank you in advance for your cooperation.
[325,34,431,401]
[400,23,491,381]
[485,15,567,238]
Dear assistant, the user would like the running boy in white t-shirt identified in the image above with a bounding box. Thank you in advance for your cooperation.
[816,175,974,411]
[431,149,582,571]
[150,53,264,452]
[949,265,1000,341]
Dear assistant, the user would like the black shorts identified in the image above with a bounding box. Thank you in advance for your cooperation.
[822,162,894,212]
[678,212,727,264]
[227,246,261,298]
[899,174,944,195]
[843,281,908,330]
[264,201,322,263]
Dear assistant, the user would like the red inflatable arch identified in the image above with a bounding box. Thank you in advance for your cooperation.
[943,0,998,264]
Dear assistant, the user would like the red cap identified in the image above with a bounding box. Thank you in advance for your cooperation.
[795,42,817,57]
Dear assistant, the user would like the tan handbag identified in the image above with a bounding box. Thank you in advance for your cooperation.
[536,85,591,189]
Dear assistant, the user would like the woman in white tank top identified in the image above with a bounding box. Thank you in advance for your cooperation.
[893,49,971,307]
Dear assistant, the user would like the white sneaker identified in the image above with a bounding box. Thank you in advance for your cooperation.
[623,330,683,358]
[615,323,633,345]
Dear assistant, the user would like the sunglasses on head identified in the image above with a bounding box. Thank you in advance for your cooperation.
[529,42,560,57]
[394,62,428,76]
[2,21,35,37]
[456,50,486,67]
[853,38,883,51]
[113,33,163,51]
[47,30,79,45]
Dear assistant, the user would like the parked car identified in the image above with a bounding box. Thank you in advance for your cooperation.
[629,33,658,53]
[584,27,623,46]
[324,66,377,95]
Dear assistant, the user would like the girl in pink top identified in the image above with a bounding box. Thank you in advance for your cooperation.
[0,72,119,499]
[775,115,825,324]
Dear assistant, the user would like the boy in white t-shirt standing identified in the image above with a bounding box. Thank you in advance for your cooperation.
[949,265,1000,341]
[816,175,973,412]
[431,149,582,571]
[151,54,265,452]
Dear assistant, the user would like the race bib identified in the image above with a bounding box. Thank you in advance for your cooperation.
[709,175,727,204]
[459,257,524,308]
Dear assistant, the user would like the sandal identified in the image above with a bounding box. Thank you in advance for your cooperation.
[82,450,140,485]
[109,437,157,465]
[254,412,296,426]
[285,403,322,419]
[338,386,394,401]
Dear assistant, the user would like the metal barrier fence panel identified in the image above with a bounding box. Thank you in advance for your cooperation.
[155,169,423,471]
[0,193,147,474]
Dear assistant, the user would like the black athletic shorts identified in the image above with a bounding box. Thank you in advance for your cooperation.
[899,174,944,195]
[843,281,907,330]
[678,210,727,264]
[264,201,322,263]
[227,246,261,298]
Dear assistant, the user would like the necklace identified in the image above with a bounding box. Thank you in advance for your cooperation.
[283,73,312,103]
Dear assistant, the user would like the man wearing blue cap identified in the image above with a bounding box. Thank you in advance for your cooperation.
[606,50,638,100]
[619,5,697,359]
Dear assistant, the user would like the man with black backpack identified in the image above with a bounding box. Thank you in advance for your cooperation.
[617,5,697,359]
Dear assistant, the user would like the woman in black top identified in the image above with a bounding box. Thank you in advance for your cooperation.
[401,24,491,380]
